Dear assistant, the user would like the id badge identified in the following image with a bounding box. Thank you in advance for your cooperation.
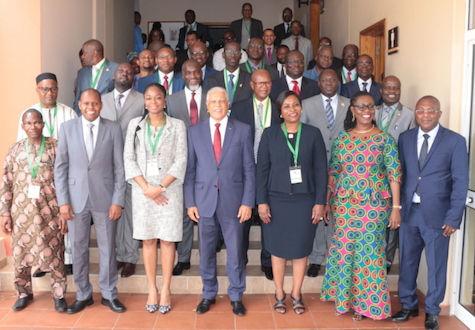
[28,184,40,199]
[289,165,302,184]
[146,159,159,177]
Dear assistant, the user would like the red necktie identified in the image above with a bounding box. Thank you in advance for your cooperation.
[347,71,352,82]
[292,81,300,95]
[267,47,272,63]
[213,123,221,164]
[163,75,169,92]
[190,92,198,125]
[294,37,299,50]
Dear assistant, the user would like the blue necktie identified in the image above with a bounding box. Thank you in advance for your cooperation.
[325,99,335,128]
[228,73,235,104]
[362,82,368,92]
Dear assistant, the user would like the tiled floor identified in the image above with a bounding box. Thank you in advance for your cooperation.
[0,291,469,330]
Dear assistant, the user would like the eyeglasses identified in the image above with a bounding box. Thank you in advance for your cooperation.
[343,53,357,58]
[22,121,44,128]
[353,103,375,110]
[248,44,263,50]
[38,87,58,94]
[356,61,373,66]
[286,59,304,65]
[319,42,331,46]
[320,78,338,83]
[318,54,333,60]
[415,109,440,115]
[191,51,208,56]
[224,50,241,55]
[251,81,272,87]
[157,55,175,60]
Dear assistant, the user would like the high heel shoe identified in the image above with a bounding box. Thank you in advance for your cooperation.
[159,305,171,314]
[146,304,158,313]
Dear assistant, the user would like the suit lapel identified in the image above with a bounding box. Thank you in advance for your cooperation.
[96,59,110,92]
[421,126,445,171]
[199,90,208,121]
[120,90,136,118]
[201,119,216,162]
[77,118,89,161]
[334,96,348,129]
[179,92,192,126]
[89,118,106,163]
[219,119,235,164]
[154,116,171,152]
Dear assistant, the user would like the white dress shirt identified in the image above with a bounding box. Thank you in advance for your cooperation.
[184,86,202,117]
[358,77,373,92]
[321,94,339,116]
[212,48,248,71]
[92,57,106,89]
[253,96,272,128]
[209,115,228,147]
[158,71,175,95]
[286,75,303,91]
[113,88,132,108]
[224,67,240,86]
[342,67,357,83]
[412,124,440,203]
[277,62,286,77]
[82,115,101,148]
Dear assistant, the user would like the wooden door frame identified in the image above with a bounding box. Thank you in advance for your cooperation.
[310,0,320,58]
[360,19,386,83]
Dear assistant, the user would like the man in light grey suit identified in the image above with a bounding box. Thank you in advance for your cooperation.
[301,69,350,277]
[167,59,209,275]
[55,89,127,314]
[375,75,416,273]
[101,63,144,278]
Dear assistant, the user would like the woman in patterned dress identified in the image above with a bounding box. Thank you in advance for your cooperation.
[0,109,67,312]
[320,91,402,321]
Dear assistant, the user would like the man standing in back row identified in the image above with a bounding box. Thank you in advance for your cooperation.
[230,3,263,49]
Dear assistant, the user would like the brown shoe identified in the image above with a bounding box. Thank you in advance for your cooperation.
[121,263,136,278]
[117,261,125,271]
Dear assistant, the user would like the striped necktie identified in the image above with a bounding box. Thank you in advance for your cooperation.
[325,99,335,128]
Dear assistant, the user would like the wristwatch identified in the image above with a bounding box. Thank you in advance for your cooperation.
[159,184,167,192]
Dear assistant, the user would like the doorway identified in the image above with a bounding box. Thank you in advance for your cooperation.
[360,19,385,83]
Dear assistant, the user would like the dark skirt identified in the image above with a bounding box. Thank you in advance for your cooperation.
[263,191,317,259]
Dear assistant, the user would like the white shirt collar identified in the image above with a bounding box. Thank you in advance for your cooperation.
[358,77,372,91]
[113,88,132,99]
[286,75,303,88]
[82,114,101,126]
[418,123,440,140]
[93,57,106,70]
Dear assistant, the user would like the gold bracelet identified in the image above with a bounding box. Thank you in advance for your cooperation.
[392,205,402,209]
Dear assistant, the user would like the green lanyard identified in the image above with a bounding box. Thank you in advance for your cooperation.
[223,68,239,103]
[157,73,174,95]
[282,122,302,165]
[91,61,106,89]
[39,104,57,137]
[244,61,265,73]
[26,136,45,180]
[147,115,166,155]
[379,106,397,132]
[341,69,357,84]
[187,22,196,33]
[252,96,270,130]
[244,20,251,36]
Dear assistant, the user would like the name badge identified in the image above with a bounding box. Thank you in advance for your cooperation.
[28,184,40,199]
[289,165,302,184]
[147,159,159,177]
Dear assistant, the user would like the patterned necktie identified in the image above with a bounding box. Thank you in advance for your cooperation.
[267,47,272,64]
[163,75,169,92]
[381,106,391,129]
[254,103,264,163]
[294,37,299,50]
[362,82,368,92]
[86,123,94,162]
[292,80,300,95]
[115,93,124,119]
[347,71,352,82]
[228,73,235,104]
[190,92,198,125]
[416,134,430,196]
[326,99,335,128]
[213,123,221,164]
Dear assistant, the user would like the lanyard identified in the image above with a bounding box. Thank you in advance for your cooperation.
[282,122,302,165]
[244,61,265,73]
[39,104,57,137]
[157,73,174,95]
[91,61,106,89]
[341,69,356,84]
[147,115,166,155]
[252,96,270,130]
[187,22,196,33]
[223,68,239,103]
[26,136,45,180]
[244,20,251,36]
[380,106,398,132]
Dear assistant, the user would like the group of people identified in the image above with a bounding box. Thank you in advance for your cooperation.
[0,4,468,330]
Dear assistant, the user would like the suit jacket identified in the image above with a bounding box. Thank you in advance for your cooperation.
[341,79,383,105]
[166,88,209,128]
[307,56,343,72]
[273,23,305,46]
[398,125,468,229]
[262,46,277,65]
[55,117,126,213]
[230,97,282,143]
[174,50,214,73]
[74,59,118,113]
[101,89,144,141]
[239,61,279,81]
[175,66,217,83]
[375,102,416,142]
[256,123,327,204]
[280,35,313,69]
[230,18,264,44]
[137,72,186,94]
[177,22,213,50]
[184,118,256,218]
[301,94,350,162]
[203,69,253,105]
[270,76,320,101]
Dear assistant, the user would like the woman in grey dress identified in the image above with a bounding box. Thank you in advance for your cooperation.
[123,83,187,314]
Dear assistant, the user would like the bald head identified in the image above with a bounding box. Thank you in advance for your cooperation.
[381,75,402,106]
[250,69,272,101]
[81,39,104,66]
[148,40,166,58]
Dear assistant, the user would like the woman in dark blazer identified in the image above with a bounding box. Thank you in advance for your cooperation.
[256,91,327,315]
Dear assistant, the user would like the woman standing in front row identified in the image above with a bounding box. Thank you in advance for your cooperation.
[257,91,327,315]
[320,91,401,321]
[123,83,187,314]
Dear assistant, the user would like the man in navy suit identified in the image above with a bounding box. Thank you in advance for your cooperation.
[341,54,382,105]
[230,3,263,49]
[74,39,118,114]
[273,7,305,46]
[176,10,213,51]
[393,96,468,330]
[184,87,255,316]
[189,41,216,81]
[137,47,185,94]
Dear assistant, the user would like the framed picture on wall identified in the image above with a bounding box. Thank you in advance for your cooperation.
[147,21,184,50]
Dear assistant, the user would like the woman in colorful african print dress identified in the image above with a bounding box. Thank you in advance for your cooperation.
[0,109,67,312]
[320,91,402,321]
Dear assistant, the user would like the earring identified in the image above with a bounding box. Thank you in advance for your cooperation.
[352,112,355,122]
[280,115,283,118]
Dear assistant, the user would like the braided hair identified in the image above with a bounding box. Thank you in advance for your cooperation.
[343,91,376,131]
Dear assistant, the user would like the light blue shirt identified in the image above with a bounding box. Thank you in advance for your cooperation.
[134,24,144,53]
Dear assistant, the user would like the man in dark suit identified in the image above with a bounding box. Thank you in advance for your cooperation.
[137,47,185,94]
[55,89,127,314]
[176,38,214,75]
[175,31,198,73]
[262,29,277,65]
[341,54,382,105]
[307,37,342,72]
[271,45,289,78]
[74,39,118,114]
[239,38,279,80]
[339,44,359,84]
[204,41,253,106]
[273,7,305,46]
[270,50,320,101]
[185,87,255,316]
[393,96,468,330]
[177,10,213,51]
[230,69,281,281]
[230,3,263,49]
[167,60,209,276]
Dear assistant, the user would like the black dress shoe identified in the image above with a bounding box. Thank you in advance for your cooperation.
[196,298,216,314]
[32,268,47,278]
[392,308,419,322]
[66,297,94,314]
[387,265,391,274]
[65,264,73,275]
[12,294,33,311]
[306,264,320,277]
[173,262,191,276]
[231,300,246,316]
[101,298,126,313]
[116,261,125,271]
[425,313,439,330]
[54,298,67,312]
[261,265,273,280]
[216,239,225,253]
[121,263,136,278]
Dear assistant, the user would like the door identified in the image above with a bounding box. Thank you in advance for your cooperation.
[359,19,385,83]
